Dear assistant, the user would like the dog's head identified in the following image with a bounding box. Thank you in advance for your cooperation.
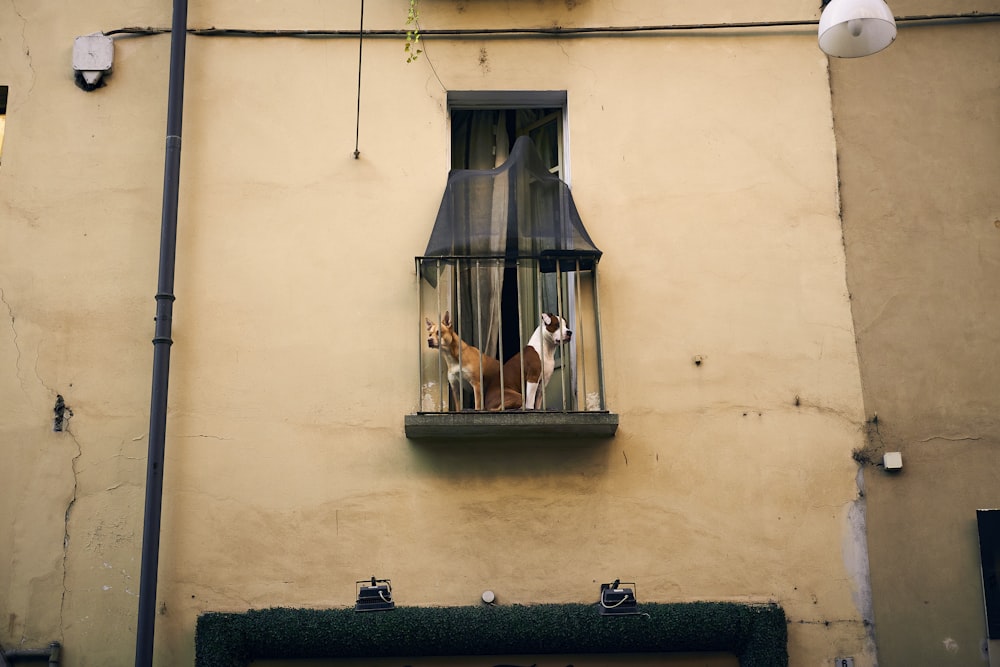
[426,311,455,350]
[541,312,572,344]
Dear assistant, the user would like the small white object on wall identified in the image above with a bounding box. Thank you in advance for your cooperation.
[73,33,114,86]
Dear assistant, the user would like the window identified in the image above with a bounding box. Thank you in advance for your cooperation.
[406,92,617,439]
[978,509,1000,639]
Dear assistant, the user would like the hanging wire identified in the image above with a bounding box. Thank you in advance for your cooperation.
[411,15,447,93]
[103,13,1000,39]
[353,0,364,159]
[102,13,1000,40]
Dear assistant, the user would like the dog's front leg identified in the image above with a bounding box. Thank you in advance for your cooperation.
[523,381,539,410]
[448,379,463,411]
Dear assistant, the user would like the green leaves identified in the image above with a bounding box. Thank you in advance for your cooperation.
[405,0,422,62]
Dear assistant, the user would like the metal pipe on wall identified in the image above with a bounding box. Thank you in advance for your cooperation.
[134,0,188,664]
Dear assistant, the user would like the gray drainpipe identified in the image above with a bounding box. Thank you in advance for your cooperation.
[134,0,188,665]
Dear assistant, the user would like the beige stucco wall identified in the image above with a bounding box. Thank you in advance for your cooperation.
[2,2,881,665]
[831,7,1000,666]
[0,0,169,660]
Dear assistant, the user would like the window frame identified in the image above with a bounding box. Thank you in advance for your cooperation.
[978,509,1000,639]
[447,90,570,183]
[405,91,616,440]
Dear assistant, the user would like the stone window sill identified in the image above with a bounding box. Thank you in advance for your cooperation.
[404,411,619,439]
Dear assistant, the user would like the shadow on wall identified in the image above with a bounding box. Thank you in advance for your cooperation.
[407,437,613,480]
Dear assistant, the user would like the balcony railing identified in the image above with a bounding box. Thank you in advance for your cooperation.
[407,255,617,439]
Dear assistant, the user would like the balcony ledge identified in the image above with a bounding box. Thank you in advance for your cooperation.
[405,411,619,439]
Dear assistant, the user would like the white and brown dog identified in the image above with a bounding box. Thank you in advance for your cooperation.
[426,311,520,411]
[486,313,572,411]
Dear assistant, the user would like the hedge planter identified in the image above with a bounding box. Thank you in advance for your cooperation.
[196,602,787,666]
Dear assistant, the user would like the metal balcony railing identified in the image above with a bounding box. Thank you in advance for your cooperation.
[416,255,607,415]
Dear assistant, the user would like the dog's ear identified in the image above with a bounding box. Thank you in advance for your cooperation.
[541,312,552,326]
[442,311,451,326]
[425,317,433,330]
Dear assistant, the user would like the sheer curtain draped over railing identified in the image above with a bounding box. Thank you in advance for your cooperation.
[417,137,607,414]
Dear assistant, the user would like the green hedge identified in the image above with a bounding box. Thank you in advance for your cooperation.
[196,602,786,667]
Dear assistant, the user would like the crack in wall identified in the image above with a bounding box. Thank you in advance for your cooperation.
[59,426,82,646]
[2,290,71,419]
[76,441,144,476]
[171,579,252,608]
[918,435,983,443]
[790,617,871,626]
[1,288,30,397]
[0,289,57,408]
[9,0,36,101]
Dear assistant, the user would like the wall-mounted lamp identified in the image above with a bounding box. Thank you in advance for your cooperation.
[598,579,639,616]
[73,32,114,91]
[818,0,897,58]
[355,577,395,612]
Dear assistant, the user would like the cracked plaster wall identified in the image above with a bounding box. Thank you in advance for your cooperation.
[832,7,1000,666]
[0,0,167,662]
[1,1,886,665]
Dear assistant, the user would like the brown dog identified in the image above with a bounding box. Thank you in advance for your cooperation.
[485,313,572,411]
[426,312,521,411]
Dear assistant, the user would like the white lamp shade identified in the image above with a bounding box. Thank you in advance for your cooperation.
[819,0,897,58]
